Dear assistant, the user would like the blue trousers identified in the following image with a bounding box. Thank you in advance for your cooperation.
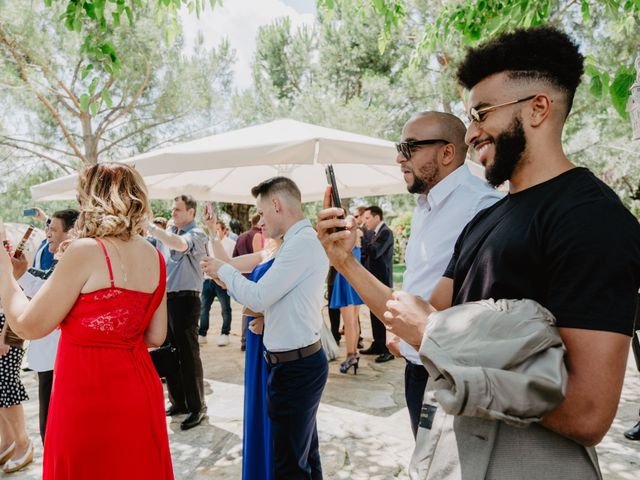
[199,279,232,336]
[267,348,328,480]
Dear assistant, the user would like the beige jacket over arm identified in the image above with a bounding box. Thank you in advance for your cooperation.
[410,298,601,480]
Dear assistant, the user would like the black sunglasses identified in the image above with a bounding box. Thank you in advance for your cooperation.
[395,139,449,160]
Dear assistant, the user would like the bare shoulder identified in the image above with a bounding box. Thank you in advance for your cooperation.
[60,238,100,257]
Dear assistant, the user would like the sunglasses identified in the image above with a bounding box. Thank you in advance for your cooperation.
[468,94,537,123]
[395,139,449,160]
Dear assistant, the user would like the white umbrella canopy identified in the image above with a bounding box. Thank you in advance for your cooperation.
[31,119,487,203]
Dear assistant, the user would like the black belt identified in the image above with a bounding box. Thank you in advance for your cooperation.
[264,340,322,366]
[167,290,200,299]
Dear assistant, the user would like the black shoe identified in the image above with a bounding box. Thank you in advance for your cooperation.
[166,405,188,416]
[374,352,395,363]
[624,421,640,440]
[180,411,206,430]
[357,337,364,349]
[360,345,382,355]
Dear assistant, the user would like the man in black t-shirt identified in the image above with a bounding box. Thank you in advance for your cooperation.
[370,27,640,478]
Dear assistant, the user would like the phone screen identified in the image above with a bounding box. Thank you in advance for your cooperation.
[23,208,37,217]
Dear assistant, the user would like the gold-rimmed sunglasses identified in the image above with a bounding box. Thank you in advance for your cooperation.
[468,94,537,123]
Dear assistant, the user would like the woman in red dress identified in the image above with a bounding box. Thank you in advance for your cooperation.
[0,163,173,479]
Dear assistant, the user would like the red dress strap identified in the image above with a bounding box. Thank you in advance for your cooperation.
[155,248,166,295]
[95,238,115,288]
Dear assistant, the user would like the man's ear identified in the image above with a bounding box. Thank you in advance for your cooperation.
[528,93,552,128]
[439,143,456,167]
[272,196,282,213]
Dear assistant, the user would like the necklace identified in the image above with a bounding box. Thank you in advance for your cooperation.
[108,239,128,285]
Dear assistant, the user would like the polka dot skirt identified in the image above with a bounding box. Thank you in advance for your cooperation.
[0,314,28,408]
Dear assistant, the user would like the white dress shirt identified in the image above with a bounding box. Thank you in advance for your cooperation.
[18,257,61,372]
[217,219,329,352]
[400,164,504,364]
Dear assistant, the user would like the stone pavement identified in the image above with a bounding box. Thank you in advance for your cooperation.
[9,301,640,479]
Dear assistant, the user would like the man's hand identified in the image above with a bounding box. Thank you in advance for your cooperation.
[383,291,435,349]
[11,254,28,280]
[316,186,358,269]
[200,256,225,277]
[34,207,48,223]
[386,333,402,357]
[249,317,264,335]
[202,209,218,235]
[210,273,227,290]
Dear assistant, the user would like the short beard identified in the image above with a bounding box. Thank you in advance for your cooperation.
[485,116,526,187]
[406,160,439,194]
[407,176,426,194]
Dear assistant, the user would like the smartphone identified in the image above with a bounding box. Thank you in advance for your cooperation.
[13,225,35,259]
[325,165,345,231]
[325,165,342,209]
[204,201,216,221]
[23,208,37,217]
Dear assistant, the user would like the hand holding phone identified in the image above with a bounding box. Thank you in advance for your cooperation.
[23,208,37,217]
[204,201,217,221]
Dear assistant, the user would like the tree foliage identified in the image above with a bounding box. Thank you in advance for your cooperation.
[0,1,234,169]
[44,0,222,75]
[234,0,639,217]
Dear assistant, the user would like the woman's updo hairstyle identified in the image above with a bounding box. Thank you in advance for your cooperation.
[75,163,151,240]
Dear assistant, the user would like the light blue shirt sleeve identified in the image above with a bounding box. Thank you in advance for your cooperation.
[218,234,315,313]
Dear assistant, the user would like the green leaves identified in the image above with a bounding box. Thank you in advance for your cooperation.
[610,66,637,119]
[101,89,113,108]
[44,0,220,79]
[80,93,90,112]
[81,63,94,79]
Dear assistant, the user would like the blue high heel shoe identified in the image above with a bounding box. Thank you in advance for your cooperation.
[339,354,360,375]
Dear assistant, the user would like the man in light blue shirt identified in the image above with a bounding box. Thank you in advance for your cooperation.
[390,112,502,438]
[202,177,329,479]
[148,194,208,431]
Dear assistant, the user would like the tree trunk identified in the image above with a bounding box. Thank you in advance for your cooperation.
[81,114,98,165]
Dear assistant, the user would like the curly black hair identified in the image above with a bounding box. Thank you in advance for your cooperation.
[456,26,584,111]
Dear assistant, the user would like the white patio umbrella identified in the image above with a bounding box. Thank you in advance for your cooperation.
[31,119,487,203]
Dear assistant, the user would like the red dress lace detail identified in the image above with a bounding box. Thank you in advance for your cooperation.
[43,238,173,480]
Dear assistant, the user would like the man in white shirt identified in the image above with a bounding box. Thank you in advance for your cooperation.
[316,112,502,439]
[387,112,503,437]
[13,209,79,443]
[201,177,329,479]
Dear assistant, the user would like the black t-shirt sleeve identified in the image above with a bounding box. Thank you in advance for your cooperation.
[544,200,640,336]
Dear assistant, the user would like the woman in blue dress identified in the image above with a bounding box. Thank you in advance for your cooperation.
[240,255,276,480]
[329,229,364,374]
[203,213,280,480]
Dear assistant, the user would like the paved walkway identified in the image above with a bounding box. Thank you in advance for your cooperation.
[9,302,640,479]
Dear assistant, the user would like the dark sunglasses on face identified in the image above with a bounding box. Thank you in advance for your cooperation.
[395,139,449,160]
[468,94,537,124]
